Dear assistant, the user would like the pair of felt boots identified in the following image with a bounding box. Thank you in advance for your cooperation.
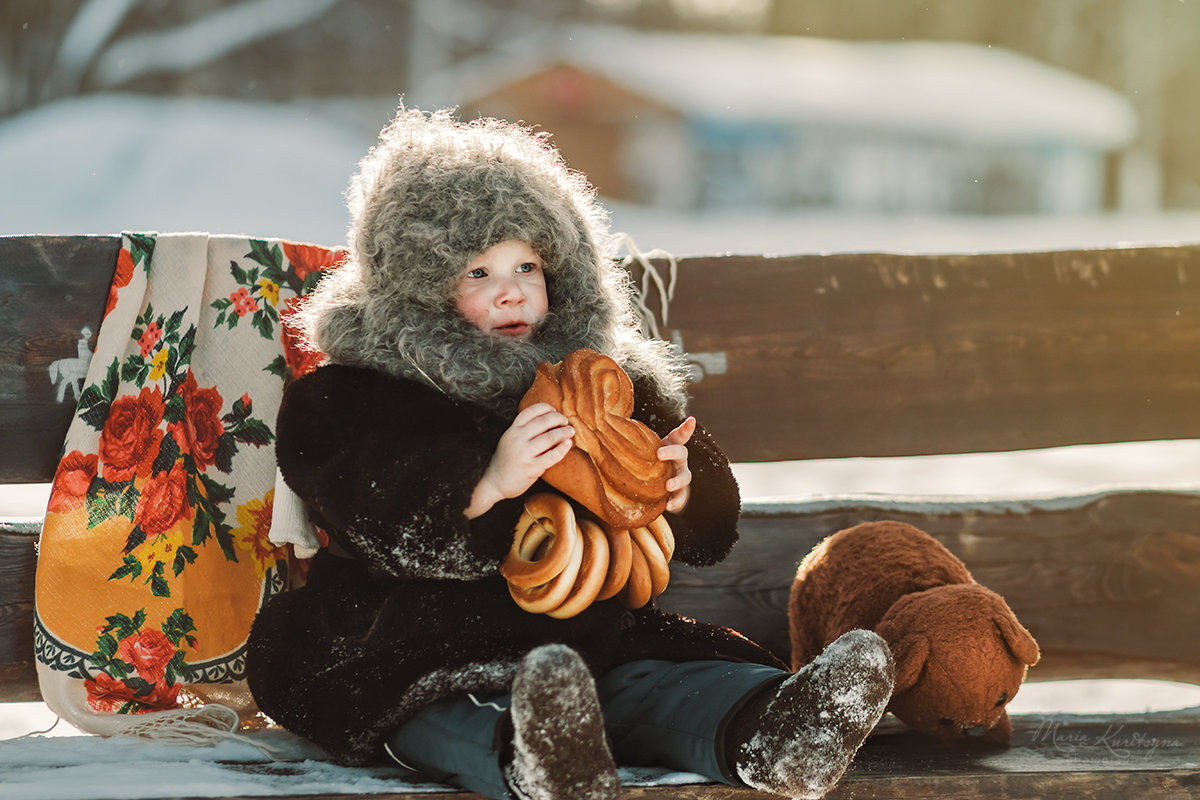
[504,629,894,800]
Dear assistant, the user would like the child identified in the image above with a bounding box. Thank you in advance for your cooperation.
[245,108,894,800]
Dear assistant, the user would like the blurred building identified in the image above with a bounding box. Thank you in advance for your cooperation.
[415,26,1137,215]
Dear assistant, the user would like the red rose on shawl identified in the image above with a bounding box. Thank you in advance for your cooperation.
[104,247,136,319]
[48,451,97,513]
[136,462,192,536]
[231,287,259,317]
[137,679,182,712]
[280,296,324,379]
[88,671,181,713]
[118,629,177,684]
[100,386,165,482]
[282,241,345,284]
[85,672,139,712]
[172,372,225,470]
[138,321,163,358]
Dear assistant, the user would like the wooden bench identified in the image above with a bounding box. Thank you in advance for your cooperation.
[3,234,1199,798]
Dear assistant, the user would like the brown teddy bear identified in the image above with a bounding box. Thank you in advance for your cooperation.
[788,520,1040,744]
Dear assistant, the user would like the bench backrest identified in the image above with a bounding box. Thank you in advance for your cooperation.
[2,235,1199,700]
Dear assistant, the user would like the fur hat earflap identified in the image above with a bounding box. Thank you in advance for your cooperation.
[296,105,687,415]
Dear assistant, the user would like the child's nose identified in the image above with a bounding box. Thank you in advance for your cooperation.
[496,277,526,304]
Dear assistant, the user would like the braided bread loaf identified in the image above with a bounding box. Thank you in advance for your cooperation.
[518,349,670,529]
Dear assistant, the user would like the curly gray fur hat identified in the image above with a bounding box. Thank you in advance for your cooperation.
[294,106,686,416]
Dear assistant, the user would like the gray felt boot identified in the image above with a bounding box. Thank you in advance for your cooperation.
[728,629,894,799]
[503,644,620,800]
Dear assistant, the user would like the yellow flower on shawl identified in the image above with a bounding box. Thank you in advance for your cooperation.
[235,489,285,578]
[148,347,170,381]
[257,278,280,307]
[136,526,184,575]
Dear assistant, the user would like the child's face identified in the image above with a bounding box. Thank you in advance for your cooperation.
[454,240,549,339]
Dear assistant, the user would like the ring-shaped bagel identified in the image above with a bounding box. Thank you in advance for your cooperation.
[621,545,653,609]
[508,533,584,615]
[596,527,632,602]
[630,524,672,597]
[503,496,675,616]
[619,516,674,608]
[546,519,611,619]
[501,494,579,589]
[644,515,676,560]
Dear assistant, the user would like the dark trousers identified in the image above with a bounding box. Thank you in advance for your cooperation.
[387,659,786,799]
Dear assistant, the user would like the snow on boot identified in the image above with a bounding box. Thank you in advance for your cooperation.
[730,629,894,799]
[503,644,620,800]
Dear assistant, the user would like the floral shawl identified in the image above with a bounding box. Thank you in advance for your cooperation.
[35,232,338,734]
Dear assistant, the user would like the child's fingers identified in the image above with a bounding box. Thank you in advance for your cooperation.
[531,424,575,459]
[511,402,550,426]
[509,404,573,445]
[665,490,690,514]
[657,421,694,513]
[666,465,692,490]
[657,443,688,464]
[662,416,696,447]
[512,402,570,431]
[664,474,691,512]
[664,459,692,494]
[538,435,574,467]
[514,403,552,423]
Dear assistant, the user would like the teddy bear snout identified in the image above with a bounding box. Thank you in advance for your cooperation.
[940,717,992,737]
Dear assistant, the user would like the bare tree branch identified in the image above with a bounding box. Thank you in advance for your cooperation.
[90,0,341,90]
[49,0,143,97]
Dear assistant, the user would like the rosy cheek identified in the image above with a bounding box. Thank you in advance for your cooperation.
[455,296,485,329]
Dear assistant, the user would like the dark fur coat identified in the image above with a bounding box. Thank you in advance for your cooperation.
[245,364,782,765]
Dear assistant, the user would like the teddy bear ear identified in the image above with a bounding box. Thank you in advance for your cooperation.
[888,634,931,693]
[993,612,1041,666]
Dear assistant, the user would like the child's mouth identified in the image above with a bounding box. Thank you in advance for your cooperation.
[494,322,531,337]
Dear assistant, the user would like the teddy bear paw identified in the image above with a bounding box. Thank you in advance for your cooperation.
[732,629,894,799]
[504,644,620,800]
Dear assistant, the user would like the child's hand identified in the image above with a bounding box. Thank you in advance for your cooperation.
[465,403,574,518]
[658,416,696,514]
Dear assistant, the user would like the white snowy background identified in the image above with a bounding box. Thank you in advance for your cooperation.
[4,91,1200,254]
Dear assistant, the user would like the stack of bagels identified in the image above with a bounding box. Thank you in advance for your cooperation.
[500,349,676,618]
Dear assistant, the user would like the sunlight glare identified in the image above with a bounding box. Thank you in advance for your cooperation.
[669,0,770,22]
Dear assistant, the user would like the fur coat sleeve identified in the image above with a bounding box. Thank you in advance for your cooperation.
[274,364,521,580]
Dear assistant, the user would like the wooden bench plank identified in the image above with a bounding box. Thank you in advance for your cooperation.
[0,235,117,482]
[826,710,1200,799]
[0,521,39,701]
[634,245,1200,461]
[5,237,1200,478]
[658,491,1200,683]
[6,489,1199,702]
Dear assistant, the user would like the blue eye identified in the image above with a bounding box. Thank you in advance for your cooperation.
[466,267,486,279]
[517,262,538,273]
